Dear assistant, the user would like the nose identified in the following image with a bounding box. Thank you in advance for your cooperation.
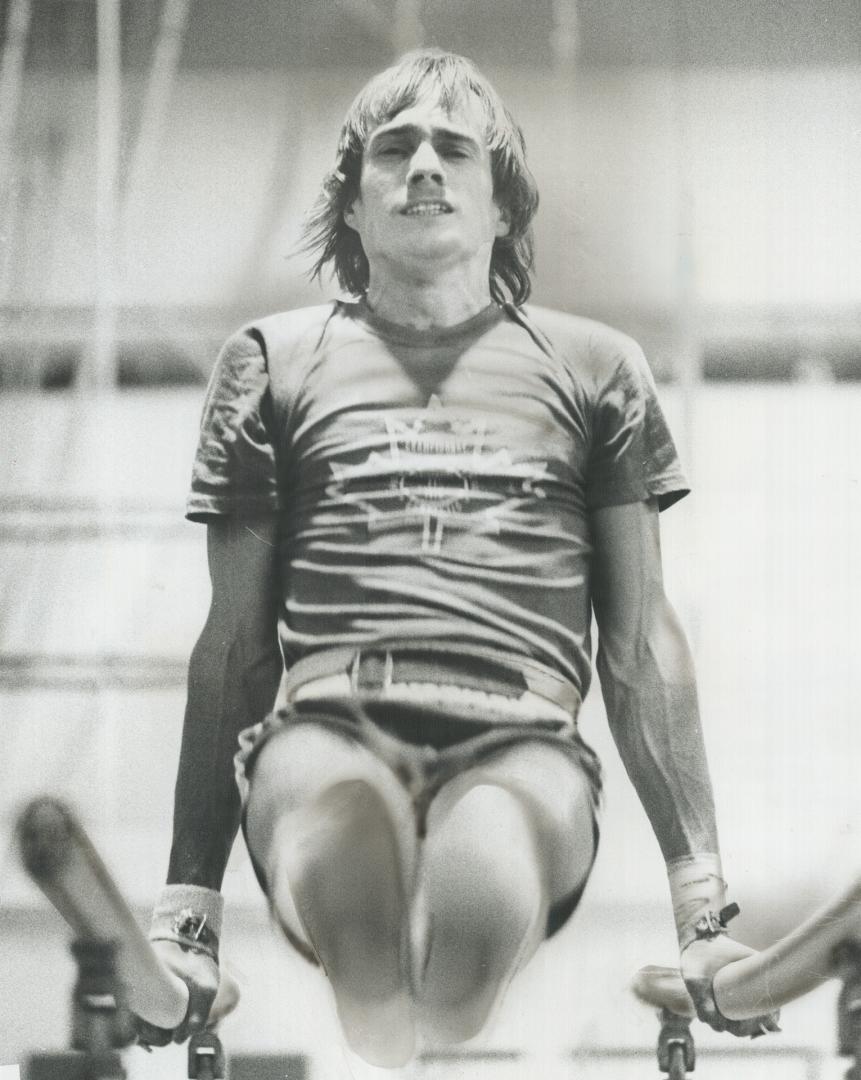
[407,140,445,186]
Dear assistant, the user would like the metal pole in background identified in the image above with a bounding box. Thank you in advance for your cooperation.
[551,0,580,69]
[120,0,190,256]
[392,0,424,54]
[91,1,124,834]
[671,1,704,647]
[672,0,699,478]
[0,0,32,302]
[88,0,122,391]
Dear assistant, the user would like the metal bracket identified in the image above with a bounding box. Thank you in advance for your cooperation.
[834,940,861,1080]
[657,1008,695,1078]
[25,939,133,1079]
[188,1031,226,1079]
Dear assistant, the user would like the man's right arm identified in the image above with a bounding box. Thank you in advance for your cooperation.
[141,515,281,1045]
[167,514,282,889]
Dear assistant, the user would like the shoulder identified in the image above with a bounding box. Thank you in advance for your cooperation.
[200,305,338,416]
[517,304,649,391]
[225,302,341,363]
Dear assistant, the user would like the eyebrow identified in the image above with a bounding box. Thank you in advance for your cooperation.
[368,122,482,151]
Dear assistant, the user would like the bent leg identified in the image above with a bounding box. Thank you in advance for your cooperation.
[416,741,597,1046]
[244,722,418,1067]
[416,783,545,1045]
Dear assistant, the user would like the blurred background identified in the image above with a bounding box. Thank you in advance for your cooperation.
[1,1,860,1077]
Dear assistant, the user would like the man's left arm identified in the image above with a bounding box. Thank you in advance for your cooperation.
[590,498,778,1036]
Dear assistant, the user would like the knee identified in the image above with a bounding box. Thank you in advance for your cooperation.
[418,897,531,1045]
[266,779,418,1065]
[416,786,545,1044]
[423,784,543,973]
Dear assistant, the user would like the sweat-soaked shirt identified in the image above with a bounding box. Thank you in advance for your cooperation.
[186,299,688,705]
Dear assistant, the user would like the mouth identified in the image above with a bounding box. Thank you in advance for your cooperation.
[401,200,453,217]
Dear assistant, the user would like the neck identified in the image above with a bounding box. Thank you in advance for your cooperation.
[364,264,493,330]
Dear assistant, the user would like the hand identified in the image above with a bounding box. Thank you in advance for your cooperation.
[136,939,220,1048]
[681,935,781,1038]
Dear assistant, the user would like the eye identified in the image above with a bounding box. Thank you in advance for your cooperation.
[437,142,472,161]
[374,141,409,160]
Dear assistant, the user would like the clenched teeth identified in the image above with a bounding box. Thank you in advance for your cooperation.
[403,203,451,216]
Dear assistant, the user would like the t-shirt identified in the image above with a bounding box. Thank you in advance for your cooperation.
[187,299,688,701]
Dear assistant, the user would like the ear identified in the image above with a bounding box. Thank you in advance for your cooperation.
[343,200,359,233]
[494,204,510,239]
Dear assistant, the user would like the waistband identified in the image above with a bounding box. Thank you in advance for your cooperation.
[281,645,581,726]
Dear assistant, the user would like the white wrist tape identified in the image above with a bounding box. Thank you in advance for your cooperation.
[149,884,224,962]
[667,852,727,952]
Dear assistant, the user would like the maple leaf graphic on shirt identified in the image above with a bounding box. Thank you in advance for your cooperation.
[326,396,550,553]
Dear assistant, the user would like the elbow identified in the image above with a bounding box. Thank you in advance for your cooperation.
[598,596,696,689]
[649,598,696,685]
[204,587,278,648]
[191,605,278,676]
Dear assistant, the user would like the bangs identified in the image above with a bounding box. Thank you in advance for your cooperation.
[338,51,516,168]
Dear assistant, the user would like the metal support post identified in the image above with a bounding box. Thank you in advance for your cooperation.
[25,938,134,1080]
[835,941,861,1080]
[87,0,122,391]
[657,1008,695,1079]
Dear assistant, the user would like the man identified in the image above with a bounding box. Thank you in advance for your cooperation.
[144,49,777,1067]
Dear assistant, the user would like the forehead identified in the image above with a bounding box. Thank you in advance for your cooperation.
[367,92,490,146]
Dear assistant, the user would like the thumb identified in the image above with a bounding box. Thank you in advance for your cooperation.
[172,995,217,1045]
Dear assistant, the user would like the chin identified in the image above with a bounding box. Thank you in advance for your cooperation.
[404,236,469,260]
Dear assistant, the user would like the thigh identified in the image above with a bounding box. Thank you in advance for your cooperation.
[414,740,597,1042]
[426,738,598,907]
[244,719,419,1065]
[416,781,545,1042]
[243,718,417,883]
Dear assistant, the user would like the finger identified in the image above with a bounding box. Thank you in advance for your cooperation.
[684,977,727,1031]
[136,1019,173,1048]
[724,1010,781,1038]
[172,1018,199,1045]
[172,999,215,1044]
[753,1013,782,1037]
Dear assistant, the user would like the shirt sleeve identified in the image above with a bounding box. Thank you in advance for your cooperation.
[185,328,280,523]
[586,338,689,512]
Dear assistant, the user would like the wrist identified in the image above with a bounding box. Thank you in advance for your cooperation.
[667,852,728,952]
[149,884,224,963]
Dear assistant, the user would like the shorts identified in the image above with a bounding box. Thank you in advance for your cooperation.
[235,649,602,958]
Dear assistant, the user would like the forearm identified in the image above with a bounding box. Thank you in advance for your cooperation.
[597,629,719,861]
[167,620,282,889]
